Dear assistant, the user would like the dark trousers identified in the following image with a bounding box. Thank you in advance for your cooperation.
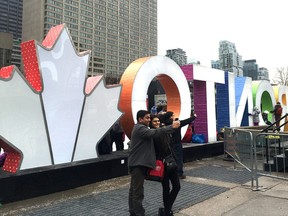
[172,142,184,176]
[275,115,281,128]
[114,132,124,150]
[111,132,124,150]
[161,167,181,214]
[128,166,147,216]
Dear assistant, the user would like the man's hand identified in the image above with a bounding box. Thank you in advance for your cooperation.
[172,120,180,128]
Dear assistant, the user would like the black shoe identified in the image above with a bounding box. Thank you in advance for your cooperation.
[158,207,165,216]
[163,209,174,216]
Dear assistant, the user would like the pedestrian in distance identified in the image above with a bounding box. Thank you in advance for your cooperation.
[128,110,180,216]
[249,106,260,126]
[270,102,282,129]
[110,120,125,151]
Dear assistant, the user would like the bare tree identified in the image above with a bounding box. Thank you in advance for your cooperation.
[272,66,288,85]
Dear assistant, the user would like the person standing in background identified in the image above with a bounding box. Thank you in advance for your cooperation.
[249,106,260,126]
[110,120,125,151]
[271,102,282,129]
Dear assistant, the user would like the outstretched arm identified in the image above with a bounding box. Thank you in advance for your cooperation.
[180,114,197,127]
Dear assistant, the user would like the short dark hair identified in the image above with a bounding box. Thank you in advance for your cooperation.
[136,110,150,122]
[149,114,159,122]
[159,111,174,125]
[157,105,163,112]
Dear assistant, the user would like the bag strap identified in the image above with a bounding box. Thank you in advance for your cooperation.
[166,135,176,160]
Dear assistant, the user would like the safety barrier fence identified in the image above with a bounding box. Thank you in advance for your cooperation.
[224,127,288,191]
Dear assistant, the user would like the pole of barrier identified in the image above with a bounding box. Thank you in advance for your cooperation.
[252,134,259,190]
[265,138,269,164]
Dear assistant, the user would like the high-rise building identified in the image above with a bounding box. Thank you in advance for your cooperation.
[218,40,243,77]
[0,32,13,68]
[22,0,157,83]
[165,48,187,66]
[0,0,23,69]
[258,67,269,80]
[211,60,220,69]
[243,59,258,80]
[243,60,269,81]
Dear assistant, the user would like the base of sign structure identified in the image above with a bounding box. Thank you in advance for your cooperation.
[0,142,224,204]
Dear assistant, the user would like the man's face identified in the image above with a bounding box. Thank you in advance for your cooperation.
[139,114,151,126]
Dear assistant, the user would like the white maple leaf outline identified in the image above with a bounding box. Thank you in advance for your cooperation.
[0,23,123,171]
[0,66,52,171]
[35,24,123,164]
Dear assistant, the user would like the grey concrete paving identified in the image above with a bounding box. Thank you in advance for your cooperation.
[1,156,288,216]
[175,159,288,216]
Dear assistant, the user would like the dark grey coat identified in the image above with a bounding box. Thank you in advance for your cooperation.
[128,123,174,169]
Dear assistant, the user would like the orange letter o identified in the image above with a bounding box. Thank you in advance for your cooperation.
[119,56,191,139]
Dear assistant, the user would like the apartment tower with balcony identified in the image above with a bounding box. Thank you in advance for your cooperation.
[165,48,187,66]
[219,40,243,77]
[22,0,157,83]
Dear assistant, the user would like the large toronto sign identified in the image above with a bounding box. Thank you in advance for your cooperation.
[0,24,287,173]
[187,68,287,140]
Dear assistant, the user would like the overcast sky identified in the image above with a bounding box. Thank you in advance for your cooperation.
[157,0,288,79]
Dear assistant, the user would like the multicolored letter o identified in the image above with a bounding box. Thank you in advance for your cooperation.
[119,56,191,139]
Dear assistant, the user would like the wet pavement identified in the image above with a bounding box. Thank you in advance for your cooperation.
[1,155,288,216]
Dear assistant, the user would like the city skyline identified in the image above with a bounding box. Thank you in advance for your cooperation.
[157,0,288,80]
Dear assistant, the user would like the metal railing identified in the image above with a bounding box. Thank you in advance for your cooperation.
[224,128,258,189]
[254,132,288,180]
[261,113,288,133]
[224,117,288,190]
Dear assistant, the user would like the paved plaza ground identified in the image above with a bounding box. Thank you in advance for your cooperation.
[1,155,288,216]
